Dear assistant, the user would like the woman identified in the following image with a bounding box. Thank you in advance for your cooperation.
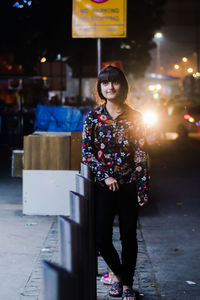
[82,66,149,300]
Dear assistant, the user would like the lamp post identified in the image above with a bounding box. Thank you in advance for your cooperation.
[154,32,163,74]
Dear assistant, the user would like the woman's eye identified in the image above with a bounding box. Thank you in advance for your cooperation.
[102,80,109,85]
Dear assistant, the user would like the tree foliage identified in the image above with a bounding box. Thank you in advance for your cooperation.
[0,0,167,77]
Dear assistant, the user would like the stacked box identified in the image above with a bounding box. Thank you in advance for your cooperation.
[11,150,24,177]
[23,131,83,215]
[24,132,82,171]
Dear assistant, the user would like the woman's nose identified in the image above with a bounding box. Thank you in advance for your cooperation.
[107,82,113,88]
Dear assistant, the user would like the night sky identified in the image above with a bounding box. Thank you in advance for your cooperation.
[147,0,200,76]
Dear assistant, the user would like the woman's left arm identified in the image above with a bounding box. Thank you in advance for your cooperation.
[133,115,149,206]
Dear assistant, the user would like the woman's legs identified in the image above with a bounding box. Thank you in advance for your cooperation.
[95,183,122,276]
[95,181,138,298]
[117,183,138,288]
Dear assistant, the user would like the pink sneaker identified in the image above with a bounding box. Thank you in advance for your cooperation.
[100,272,115,285]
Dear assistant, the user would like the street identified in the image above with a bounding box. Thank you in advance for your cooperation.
[139,135,200,298]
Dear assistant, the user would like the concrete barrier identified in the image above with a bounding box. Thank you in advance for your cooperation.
[43,164,96,300]
[43,260,77,300]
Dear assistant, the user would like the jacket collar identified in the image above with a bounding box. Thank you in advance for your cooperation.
[100,103,129,120]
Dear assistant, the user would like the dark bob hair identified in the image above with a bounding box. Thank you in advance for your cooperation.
[97,66,128,104]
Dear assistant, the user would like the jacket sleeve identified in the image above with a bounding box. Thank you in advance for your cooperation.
[82,111,110,180]
[133,116,149,205]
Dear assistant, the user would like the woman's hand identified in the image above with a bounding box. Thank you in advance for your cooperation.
[138,195,148,206]
[105,177,119,192]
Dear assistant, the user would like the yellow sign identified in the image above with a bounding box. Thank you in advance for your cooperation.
[72,0,127,38]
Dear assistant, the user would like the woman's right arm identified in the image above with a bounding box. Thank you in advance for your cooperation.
[82,112,110,181]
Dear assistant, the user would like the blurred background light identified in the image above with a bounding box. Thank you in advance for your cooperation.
[154,32,163,39]
[153,92,159,100]
[187,68,193,73]
[189,117,195,123]
[156,84,162,90]
[184,114,195,122]
[143,111,158,126]
[182,57,188,62]
[13,0,32,8]
[40,57,46,63]
[148,85,155,91]
[174,64,180,69]
[193,72,200,79]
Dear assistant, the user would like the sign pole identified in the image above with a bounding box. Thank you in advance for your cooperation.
[73,0,127,76]
[97,38,101,75]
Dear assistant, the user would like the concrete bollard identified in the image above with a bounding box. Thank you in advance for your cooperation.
[43,163,97,300]
[59,216,87,300]
[69,191,87,225]
[69,191,91,300]
[80,162,94,180]
[76,173,97,300]
[43,260,77,300]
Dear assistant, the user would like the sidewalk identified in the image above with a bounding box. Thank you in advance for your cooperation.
[0,177,159,300]
[0,171,158,300]
[0,177,58,300]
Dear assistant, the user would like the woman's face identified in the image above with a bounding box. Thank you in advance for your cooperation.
[100,80,121,102]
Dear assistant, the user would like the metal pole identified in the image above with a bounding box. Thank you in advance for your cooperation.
[156,40,160,74]
[97,38,101,75]
[196,24,199,72]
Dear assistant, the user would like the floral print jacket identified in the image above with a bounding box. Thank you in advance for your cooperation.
[82,104,149,204]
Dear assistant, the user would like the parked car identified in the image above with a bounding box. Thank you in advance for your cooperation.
[164,103,200,138]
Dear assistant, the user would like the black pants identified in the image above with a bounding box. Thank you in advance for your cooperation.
[95,182,138,287]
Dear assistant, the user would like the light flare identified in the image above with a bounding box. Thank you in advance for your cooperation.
[143,111,158,126]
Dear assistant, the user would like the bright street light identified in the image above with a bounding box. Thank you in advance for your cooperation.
[182,57,188,63]
[187,68,193,73]
[174,64,180,70]
[154,32,163,39]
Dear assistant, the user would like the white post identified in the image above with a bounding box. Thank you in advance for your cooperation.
[97,38,101,75]
[156,39,161,74]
